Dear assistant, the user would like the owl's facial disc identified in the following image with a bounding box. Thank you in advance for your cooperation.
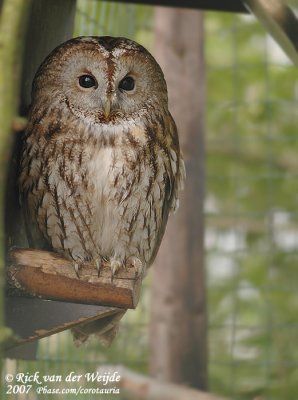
[32,36,169,125]
[73,63,139,120]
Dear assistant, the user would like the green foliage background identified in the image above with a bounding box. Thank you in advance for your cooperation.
[2,2,298,400]
[205,11,298,399]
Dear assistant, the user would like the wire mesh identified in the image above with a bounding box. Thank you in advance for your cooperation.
[2,2,298,400]
[205,10,298,400]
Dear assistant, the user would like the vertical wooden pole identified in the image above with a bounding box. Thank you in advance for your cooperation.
[4,0,76,359]
[149,7,207,390]
[0,0,32,362]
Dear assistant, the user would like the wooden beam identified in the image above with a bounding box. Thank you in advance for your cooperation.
[244,0,298,68]
[105,0,248,13]
[6,248,142,309]
[0,0,32,362]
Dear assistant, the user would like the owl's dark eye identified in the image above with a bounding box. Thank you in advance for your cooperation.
[118,76,135,91]
[79,75,97,88]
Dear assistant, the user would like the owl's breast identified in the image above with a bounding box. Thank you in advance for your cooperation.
[21,121,172,267]
[86,135,167,266]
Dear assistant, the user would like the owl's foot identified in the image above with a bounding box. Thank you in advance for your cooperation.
[95,257,106,277]
[127,256,143,278]
[74,262,81,278]
[110,258,123,277]
[109,256,144,279]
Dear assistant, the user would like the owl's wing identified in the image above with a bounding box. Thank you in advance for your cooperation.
[148,114,185,266]
[20,192,53,251]
[19,131,53,251]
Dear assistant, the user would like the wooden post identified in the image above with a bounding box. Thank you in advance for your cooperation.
[150,7,207,390]
[0,0,32,363]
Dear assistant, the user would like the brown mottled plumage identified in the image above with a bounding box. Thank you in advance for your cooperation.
[19,36,185,343]
[19,36,184,273]
[19,37,184,342]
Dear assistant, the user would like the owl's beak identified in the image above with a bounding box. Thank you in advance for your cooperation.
[104,99,111,118]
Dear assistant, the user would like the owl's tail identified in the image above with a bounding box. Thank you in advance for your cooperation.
[71,310,126,347]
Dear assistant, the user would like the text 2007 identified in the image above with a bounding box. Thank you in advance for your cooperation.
[6,385,32,394]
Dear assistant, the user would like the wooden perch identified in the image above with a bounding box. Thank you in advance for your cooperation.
[6,248,142,309]
[96,366,228,400]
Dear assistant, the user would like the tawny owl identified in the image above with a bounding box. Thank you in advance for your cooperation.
[19,36,185,342]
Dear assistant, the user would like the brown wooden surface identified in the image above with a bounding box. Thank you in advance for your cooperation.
[105,0,247,13]
[150,8,207,389]
[6,248,141,309]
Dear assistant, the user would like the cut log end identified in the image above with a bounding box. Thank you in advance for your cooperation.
[6,248,142,309]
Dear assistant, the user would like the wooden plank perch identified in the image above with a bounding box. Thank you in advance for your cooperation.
[6,248,142,309]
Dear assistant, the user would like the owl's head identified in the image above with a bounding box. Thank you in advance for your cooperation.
[32,36,168,123]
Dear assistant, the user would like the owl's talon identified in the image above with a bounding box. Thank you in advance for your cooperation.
[95,259,101,277]
[110,259,122,278]
[127,256,143,278]
[74,263,80,278]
